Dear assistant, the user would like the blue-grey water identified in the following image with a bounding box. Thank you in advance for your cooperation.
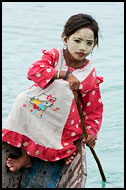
[2,2,124,188]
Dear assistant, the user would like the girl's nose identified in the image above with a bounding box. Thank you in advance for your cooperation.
[79,43,86,51]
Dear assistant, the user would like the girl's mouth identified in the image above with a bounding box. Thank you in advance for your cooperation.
[76,52,85,57]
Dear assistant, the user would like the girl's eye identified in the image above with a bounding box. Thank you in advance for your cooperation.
[87,41,93,45]
[74,40,80,43]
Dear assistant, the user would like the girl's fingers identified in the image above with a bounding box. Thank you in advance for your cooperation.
[82,139,86,143]
[70,85,78,90]
[75,86,80,91]
[91,145,95,149]
[65,152,77,165]
[66,161,69,165]
[87,141,95,148]
[69,82,80,91]
[70,156,74,159]
[89,144,95,149]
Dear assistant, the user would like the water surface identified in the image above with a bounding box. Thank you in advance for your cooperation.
[2,2,124,188]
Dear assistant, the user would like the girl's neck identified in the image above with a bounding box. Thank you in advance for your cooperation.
[63,48,88,69]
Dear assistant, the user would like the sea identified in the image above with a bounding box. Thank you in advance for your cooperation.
[2,2,124,188]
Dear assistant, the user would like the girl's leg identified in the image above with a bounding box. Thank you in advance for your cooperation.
[6,148,33,172]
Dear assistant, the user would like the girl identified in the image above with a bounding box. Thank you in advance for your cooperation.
[2,13,103,172]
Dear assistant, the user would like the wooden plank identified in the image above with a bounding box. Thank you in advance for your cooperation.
[56,140,87,188]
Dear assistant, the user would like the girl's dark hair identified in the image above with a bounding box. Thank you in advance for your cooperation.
[62,13,99,46]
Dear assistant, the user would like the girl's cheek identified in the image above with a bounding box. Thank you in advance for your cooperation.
[68,45,76,52]
[87,46,93,53]
[68,42,74,49]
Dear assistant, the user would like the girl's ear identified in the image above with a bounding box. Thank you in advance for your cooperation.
[62,35,68,46]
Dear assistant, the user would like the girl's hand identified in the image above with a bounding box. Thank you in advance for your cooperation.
[65,152,77,165]
[82,133,96,149]
[53,71,80,91]
[66,73,80,91]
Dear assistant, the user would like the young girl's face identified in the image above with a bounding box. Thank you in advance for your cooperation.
[63,27,95,61]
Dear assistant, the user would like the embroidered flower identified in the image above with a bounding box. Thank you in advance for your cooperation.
[85,115,88,120]
[46,79,50,83]
[17,143,21,147]
[92,90,95,95]
[87,102,91,106]
[95,120,99,124]
[87,126,91,129]
[54,61,58,67]
[40,64,45,68]
[93,71,95,77]
[71,120,74,125]
[23,142,28,147]
[36,73,41,77]
[46,68,51,73]
[7,141,10,144]
[71,132,76,136]
[52,52,55,58]
[98,98,102,103]
[66,150,71,154]
[83,111,86,116]
[85,90,88,93]
[97,79,100,83]
[72,108,75,112]
[64,143,69,146]
[82,93,86,97]
[56,157,60,161]
[48,60,52,64]
[44,50,48,53]
[52,52,55,55]
[79,84,83,89]
[76,124,79,128]
[35,150,40,155]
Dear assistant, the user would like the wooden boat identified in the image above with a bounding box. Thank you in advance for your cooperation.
[57,139,87,188]
[2,140,87,188]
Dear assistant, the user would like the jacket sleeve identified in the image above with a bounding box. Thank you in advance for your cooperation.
[80,76,104,139]
[27,48,59,89]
